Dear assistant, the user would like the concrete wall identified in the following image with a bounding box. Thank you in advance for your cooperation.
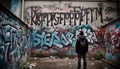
[97,17,120,65]
[0,4,31,69]
[24,1,118,29]
[23,1,119,55]
[24,1,117,44]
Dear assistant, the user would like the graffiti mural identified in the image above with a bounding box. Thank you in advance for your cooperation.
[28,6,103,26]
[32,25,97,48]
[24,2,117,30]
[97,18,120,62]
[0,4,31,69]
[24,1,118,56]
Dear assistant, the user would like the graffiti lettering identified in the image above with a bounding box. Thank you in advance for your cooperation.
[97,21,120,61]
[30,6,103,26]
[32,25,97,48]
[0,7,31,69]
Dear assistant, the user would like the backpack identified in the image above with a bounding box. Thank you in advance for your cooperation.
[76,36,88,54]
[80,39,87,47]
[79,37,87,47]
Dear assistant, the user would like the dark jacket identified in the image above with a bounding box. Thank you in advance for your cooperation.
[76,36,88,55]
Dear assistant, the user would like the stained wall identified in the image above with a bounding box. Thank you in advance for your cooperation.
[0,4,31,69]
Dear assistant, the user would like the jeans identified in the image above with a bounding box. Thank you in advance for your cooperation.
[77,54,87,69]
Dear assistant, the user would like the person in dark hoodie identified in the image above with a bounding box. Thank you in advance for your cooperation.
[76,31,88,69]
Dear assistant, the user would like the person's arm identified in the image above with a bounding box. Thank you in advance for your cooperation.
[86,39,89,52]
[76,39,79,47]
[75,39,79,53]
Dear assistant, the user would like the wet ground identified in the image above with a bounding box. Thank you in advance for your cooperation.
[27,57,116,69]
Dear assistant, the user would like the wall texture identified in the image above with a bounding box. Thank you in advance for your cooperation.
[24,1,117,29]
[24,1,118,54]
[23,1,120,57]
[0,4,31,69]
[97,17,120,65]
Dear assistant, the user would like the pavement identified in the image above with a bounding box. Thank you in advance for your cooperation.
[26,57,116,69]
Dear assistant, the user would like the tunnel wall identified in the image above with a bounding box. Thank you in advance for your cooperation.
[97,17,120,65]
[23,1,119,56]
[0,4,31,69]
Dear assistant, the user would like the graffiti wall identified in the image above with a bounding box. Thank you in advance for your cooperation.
[97,17,120,63]
[11,0,22,18]
[24,1,118,55]
[0,4,31,69]
[32,24,97,48]
[24,1,118,29]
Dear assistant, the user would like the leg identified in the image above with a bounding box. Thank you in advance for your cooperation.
[77,54,81,69]
[83,54,87,69]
